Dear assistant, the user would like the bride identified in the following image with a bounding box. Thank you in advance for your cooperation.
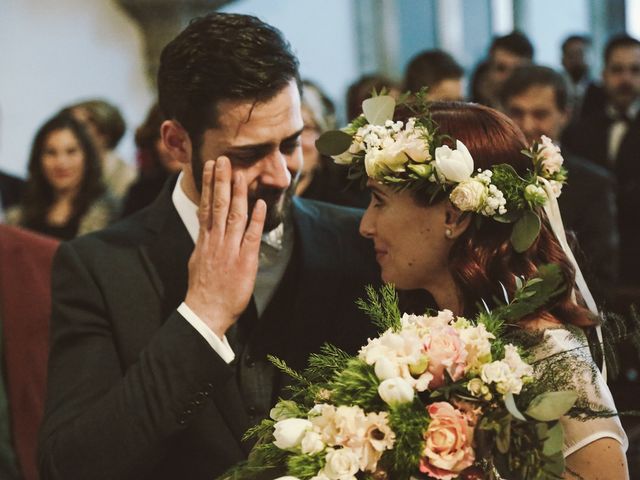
[341,100,628,479]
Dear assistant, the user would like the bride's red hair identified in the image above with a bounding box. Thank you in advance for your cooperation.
[418,102,593,327]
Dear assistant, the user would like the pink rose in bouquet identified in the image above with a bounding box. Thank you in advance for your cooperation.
[419,402,475,480]
[423,326,468,389]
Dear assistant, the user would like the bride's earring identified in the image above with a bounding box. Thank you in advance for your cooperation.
[445,228,453,239]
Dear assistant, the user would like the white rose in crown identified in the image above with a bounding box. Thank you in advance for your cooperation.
[364,144,408,178]
[397,130,431,163]
[538,135,564,175]
[378,377,415,405]
[273,418,312,450]
[321,448,360,480]
[449,178,487,212]
[332,150,354,165]
[435,140,474,183]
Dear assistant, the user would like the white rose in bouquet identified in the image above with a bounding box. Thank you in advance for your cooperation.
[321,448,360,480]
[273,418,312,450]
[378,377,415,405]
[435,140,474,183]
[301,431,325,455]
[374,356,400,380]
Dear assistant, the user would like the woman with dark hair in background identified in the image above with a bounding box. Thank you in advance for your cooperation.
[65,99,137,199]
[333,99,628,478]
[6,113,117,240]
[120,103,180,217]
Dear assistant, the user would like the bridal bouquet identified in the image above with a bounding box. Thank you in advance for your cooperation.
[220,266,614,480]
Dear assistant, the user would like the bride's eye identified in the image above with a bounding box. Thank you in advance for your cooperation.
[371,192,385,208]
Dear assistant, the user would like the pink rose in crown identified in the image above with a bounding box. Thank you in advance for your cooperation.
[423,326,468,389]
[419,402,476,480]
[538,135,564,175]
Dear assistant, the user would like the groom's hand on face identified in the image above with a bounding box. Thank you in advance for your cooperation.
[185,156,266,338]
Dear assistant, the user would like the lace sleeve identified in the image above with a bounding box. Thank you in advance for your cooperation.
[534,328,628,457]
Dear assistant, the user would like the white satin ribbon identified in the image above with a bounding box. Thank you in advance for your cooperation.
[538,177,607,381]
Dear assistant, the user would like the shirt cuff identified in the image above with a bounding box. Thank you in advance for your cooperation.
[177,302,235,364]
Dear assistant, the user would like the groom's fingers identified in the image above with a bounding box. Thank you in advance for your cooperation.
[241,199,266,259]
[198,160,215,232]
[226,171,249,246]
[210,156,232,239]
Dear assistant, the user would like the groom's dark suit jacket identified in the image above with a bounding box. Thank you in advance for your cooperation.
[38,179,379,480]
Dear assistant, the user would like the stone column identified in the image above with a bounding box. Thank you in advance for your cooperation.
[115,0,235,89]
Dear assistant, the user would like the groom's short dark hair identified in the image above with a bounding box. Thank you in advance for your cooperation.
[157,13,300,144]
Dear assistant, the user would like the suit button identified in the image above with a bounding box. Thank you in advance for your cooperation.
[245,355,256,368]
[247,406,257,414]
[185,408,192,416]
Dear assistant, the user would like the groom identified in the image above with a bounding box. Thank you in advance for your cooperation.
[38,13,378,480]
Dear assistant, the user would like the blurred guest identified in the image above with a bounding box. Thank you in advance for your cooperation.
[561,35,595,118]
[6,113,117,240]
[563,34,640,285]
[0,225,58,480]
[0,171,24,220]
[404,49,464,101]
[121,104,179,217]
[469,59,491,104]
[346,74,400,119]
[64,99,136,198]
[296,81,369,208]
[481,31,534,108]
[501,65,618,299]
[295,80,336,197]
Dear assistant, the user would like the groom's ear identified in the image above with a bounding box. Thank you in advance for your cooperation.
[444,202,472,239]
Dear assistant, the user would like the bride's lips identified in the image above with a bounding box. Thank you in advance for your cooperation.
[374,248,388,262]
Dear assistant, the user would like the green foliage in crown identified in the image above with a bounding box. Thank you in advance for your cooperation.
[316,91,568,252]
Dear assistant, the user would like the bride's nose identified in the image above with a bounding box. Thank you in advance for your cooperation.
[359,207,375,239]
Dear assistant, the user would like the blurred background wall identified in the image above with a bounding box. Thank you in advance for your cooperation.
[0,0,637,177]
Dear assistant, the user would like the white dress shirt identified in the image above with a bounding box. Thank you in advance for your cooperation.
[171,173,294,364]
[607,100,640,164]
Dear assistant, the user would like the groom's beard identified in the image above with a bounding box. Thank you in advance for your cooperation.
[249,183,293,232]
[192,153,299,233]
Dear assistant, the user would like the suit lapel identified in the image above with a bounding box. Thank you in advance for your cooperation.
[136,179,251,450]
[283,198,344,370]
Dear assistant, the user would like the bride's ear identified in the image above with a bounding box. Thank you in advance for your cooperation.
[444,202,472,240]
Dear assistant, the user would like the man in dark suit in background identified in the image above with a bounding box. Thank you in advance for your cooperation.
[501,65,619,301]
[563,34,640,286]
[38,13,379,480]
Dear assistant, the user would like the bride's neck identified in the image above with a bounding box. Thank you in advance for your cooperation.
[424,272,465,316]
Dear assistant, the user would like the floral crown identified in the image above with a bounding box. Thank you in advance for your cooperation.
[316,93,568,252]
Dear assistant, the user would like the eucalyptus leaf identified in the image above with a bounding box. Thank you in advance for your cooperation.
[514,276,524,290]
[315,130,353,156]
[493,210,520,223]
[511,210,541,253]
[362,95,396,125]
[504,392,527,421]
[496,415,512,454]
[525,391,578,421]
[543,422,564,456]
[543,452,565,478]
